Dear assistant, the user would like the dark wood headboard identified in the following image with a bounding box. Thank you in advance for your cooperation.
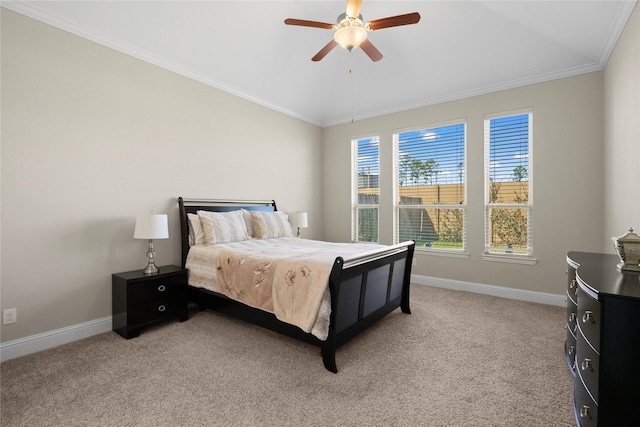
[177,197,277,268]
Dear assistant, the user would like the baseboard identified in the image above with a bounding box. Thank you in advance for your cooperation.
[1,277,564,362]
[411,274,566,307]
[0,316,112,362]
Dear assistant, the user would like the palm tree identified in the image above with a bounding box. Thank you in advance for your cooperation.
[399,154,411,186]
[513,165,528,182]
[409,158,424,185]
[423,158,439,185]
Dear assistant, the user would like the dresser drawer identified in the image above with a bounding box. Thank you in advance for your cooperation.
[128,279,178,305]
[565,286,578,373]
[128,300,177,325]
[565,329,576,372]
[577,284,601,352]
[576,331,599,404]
[568,277,579,301]
[566,290,577,335]
[574,377,598,427]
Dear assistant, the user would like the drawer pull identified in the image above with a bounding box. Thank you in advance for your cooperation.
[582,310,595,323]
[158,305,166,312]
[158,285,166,292]
[569,312,576,322]
[579,405,592,419]
[581,358,593,372]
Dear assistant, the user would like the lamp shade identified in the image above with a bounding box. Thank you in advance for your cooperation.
[288,212,308,229]
[333,25,367,51]
[134,214,169,239]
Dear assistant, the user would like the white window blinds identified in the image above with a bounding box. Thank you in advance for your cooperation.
[484,111,533,256]
[395,122,466,250]
[352,136,379,243]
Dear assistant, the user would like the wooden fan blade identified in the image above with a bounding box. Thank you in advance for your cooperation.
[346,0,362,18]
[359,39,383,62]
[284,18,334,30]
[312,39,338,62]
[367,12,421,31]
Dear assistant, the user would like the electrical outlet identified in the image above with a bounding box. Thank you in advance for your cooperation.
[3,308,17,325]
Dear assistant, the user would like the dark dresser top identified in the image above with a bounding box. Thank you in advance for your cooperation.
[567,251,640,300]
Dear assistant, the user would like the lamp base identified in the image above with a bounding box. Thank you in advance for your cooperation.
[143,239,159,275]
[143,263,159,275]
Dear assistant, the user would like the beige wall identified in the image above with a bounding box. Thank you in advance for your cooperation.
[603,3,640,249]
[0,10,322,342]
[322,72,605,295]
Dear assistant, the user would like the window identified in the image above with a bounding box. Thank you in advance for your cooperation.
[352,136,379,242]
[395,122,466,250]
[484,111,532,256]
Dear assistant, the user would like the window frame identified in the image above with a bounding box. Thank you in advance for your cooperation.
[483,108,536,264]
[393,119,468,256]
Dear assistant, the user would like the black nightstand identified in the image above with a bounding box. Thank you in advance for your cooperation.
[112,265,188,339]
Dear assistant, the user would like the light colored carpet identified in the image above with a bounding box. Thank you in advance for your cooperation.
[1,285,575,426]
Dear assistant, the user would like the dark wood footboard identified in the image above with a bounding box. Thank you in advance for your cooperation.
[177,197,414,373]
[321,241,414,372]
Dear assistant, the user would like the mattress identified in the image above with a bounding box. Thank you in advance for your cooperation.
[186,237,384,340]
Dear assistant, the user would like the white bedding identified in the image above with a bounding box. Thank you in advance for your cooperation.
[185,237,385,340]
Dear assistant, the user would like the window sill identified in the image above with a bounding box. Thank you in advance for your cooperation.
[482,253,538,265]
[415,247,470,259]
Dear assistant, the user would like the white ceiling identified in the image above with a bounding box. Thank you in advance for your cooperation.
[4,1,637,127]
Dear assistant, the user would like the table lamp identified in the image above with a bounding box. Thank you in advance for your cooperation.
[288,212,308,238]
[134,212,169,275]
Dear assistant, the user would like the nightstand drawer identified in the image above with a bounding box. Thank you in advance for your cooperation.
[128,279,177,305]
[128,300,177,325]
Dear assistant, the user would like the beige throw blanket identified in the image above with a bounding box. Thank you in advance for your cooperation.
[216,249,333,335]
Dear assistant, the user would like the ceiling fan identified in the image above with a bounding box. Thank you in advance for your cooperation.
[284,0,420,62]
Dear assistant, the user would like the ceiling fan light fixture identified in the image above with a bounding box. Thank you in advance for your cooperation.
[334,25,367,51]
[285,3,420,62]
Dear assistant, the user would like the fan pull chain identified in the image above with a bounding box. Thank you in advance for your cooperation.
[350,53,355,124]
[350,66,354,124]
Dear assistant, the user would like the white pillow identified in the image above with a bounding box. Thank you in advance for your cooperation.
[250,211,293,239]
[241,209,254,238]
[187,213,205,246]
[197,210,249,245]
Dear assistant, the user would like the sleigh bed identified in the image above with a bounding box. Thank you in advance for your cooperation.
[178,197,415,373]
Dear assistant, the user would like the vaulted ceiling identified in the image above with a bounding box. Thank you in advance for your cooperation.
[4,1,637,127]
